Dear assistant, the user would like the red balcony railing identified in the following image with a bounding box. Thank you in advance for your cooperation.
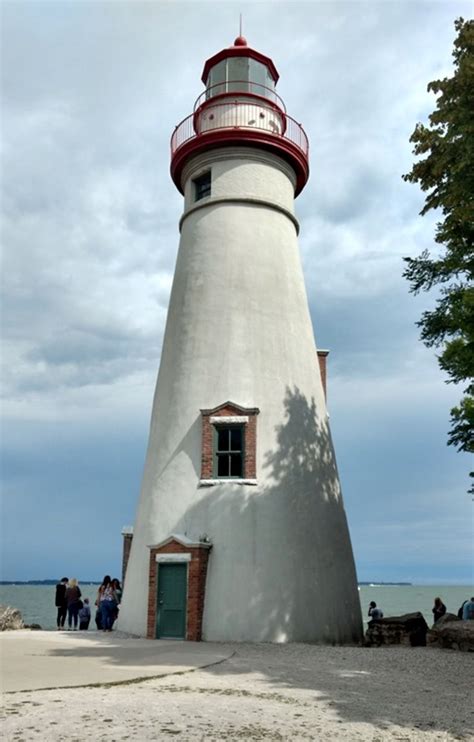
[193,81,287,112]
[171,100,309,159]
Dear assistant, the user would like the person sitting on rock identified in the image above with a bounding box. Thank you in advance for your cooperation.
[462,597,474,620]
[432,597,447,623]
[368,601,384,620]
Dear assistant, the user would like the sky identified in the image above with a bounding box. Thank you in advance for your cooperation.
[1,0,473,585]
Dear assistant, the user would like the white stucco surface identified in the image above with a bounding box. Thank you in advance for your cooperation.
[118,146,362,643]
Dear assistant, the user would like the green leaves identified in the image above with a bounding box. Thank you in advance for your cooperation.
[403,18,474,492]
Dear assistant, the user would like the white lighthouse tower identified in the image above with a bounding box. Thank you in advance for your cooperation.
[119,36,362,643]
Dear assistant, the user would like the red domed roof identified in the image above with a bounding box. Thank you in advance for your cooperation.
[233,35,247,46]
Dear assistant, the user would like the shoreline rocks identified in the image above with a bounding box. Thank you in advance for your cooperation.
[0,605,43,631]
[364,610,473,651]
[427,613,474,651]
[364,612,428,647]
[0,605,25,631]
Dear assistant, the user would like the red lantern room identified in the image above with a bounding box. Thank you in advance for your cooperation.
[170,37,310,196]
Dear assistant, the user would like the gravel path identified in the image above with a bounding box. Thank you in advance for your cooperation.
[2,643,473,740]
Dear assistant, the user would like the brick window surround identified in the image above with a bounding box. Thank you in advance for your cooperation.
[147,535,212,641]
[200,401,259,481]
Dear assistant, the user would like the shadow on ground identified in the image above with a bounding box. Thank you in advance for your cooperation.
[198,642,473,738]
[46,636,473,738]
[45,632,231,668]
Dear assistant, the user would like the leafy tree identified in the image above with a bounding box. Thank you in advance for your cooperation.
[402,18,474,492]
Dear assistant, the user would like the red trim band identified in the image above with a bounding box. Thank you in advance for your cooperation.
[170,129,309,196]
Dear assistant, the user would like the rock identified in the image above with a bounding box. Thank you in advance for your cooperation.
[24,623,42,630]
[365,612,428,647]
[427,618,474,651]
[431,612,459,628]
[0,605,24,631]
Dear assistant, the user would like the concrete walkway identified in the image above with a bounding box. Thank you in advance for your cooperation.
[0,630,234,692]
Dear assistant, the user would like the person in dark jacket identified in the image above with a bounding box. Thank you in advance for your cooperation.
[55,577,68,630]
[111,578,122,629]
[65,578,82,630]
[432,596,447,623]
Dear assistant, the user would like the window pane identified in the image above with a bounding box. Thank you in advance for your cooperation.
[227,57,249,93]
[249,59,267,96]
[230,454,243,477]
[217,428,229,451]
[208,60,226,97]
[194,172,211,202]
[217,455,229,477]
[230,427,242,451]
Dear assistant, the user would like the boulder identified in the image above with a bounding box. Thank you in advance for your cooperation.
[365,612,428,647]
[431,612,459,627]
[0,605,24,631]
[427,617,474,652]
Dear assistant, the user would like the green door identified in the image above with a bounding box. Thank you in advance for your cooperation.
[156,563,187,639]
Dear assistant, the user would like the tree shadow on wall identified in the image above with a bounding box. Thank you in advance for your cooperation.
[182,387,469,738]
[175,385,362,645]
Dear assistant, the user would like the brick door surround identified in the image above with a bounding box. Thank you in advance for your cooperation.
[147,534,212,641]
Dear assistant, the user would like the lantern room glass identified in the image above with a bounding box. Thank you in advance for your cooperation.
[205,57,276,100]
[227,57,249,93]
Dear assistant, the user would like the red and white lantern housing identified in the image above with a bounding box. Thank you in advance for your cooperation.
[171,36,309,196]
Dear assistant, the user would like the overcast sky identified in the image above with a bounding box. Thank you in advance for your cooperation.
[1,0,473,585]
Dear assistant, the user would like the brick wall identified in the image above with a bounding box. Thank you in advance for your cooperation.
[317,350,329,400]
[147,539,212,641]
[122,533,133,585]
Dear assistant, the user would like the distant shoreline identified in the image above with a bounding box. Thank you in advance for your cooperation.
[358,582,412,586]
[0,580,101,585]
[2,580,414,586]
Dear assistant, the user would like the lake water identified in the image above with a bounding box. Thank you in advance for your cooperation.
[1,584,472,631]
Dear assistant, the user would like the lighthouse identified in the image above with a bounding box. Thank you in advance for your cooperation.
[118,36,363,643]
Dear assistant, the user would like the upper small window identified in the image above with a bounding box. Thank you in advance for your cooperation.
[200,402,259,482]
[193,171,211,202]
[214,425,244,478]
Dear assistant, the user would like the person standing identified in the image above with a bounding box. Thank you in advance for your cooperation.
[65,578,82,630]
[55,577,68,630]
[96,575,118,632]
[432,597,447,623]
[111,578,122,629]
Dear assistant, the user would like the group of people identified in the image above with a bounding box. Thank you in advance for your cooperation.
[95,575,122,632]
[432,596,474,622]
[55,575,122,632]
[367,597,474,623]
[55,577,91,630]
